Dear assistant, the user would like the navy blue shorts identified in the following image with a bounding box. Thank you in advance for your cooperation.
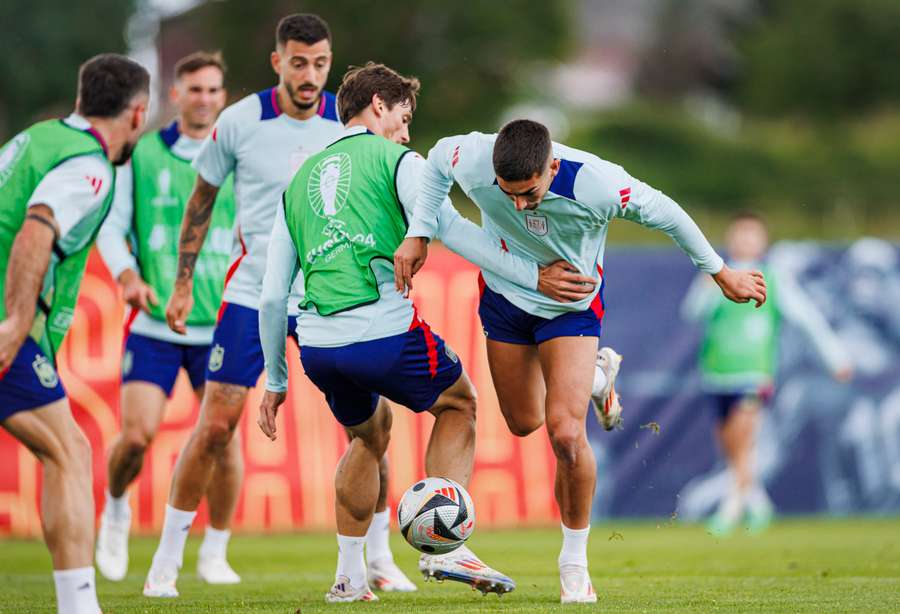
[300,316,463,427]
[122,333,210,396]
[0,337,66,420]
[206,302,298,388]
[477,276,603,346]
[709,386,773,422]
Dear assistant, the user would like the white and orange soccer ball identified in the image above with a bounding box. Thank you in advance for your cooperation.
[398,477,475,555]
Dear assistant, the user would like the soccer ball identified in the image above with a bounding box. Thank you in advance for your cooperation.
[398,477,475,554]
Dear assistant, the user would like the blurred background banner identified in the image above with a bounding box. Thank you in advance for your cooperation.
[593,240,900,520]
[1,242,898,536]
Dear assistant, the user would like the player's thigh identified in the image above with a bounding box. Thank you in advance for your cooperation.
[345,399,391,455]
[485,338,546,435]
[119,381,168,443]
[428,368,476,417]
[344,397,391,443]
[197,380,249,432]
[537,335,598,430]
[2,398,90,465]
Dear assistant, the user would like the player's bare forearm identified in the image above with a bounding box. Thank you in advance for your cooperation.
[175,176,219,284]
[4,206,55,338]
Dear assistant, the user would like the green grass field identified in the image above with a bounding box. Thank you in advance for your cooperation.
[2,518,898,613]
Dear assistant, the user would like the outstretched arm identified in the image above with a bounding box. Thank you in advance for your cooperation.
[166,175,219,334]
[0,206,55,370]
[610,170,766,307]
[394,137,463,294]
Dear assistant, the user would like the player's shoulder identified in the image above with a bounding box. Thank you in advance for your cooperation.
[441,131,496,187]
[314,90,340,123]
[218,91,266,126]
[551,142,629,205]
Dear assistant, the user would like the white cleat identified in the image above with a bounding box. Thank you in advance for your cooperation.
[591,347,623,431]
[197,554,241,585]
[418,545,515,595]
[95,512,130,581]
[143,558,179,598]
[367,557,417,592]
[324,575,379,603]
[559,563,598,604]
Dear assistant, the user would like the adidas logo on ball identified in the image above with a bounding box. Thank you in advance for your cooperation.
[398,477,475,554]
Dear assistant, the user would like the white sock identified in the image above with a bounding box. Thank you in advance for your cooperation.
[592,367,608,396]
[336,534,367,587]
[199,526,231,560]
[53,566,100,614]
[152,504,196,569]
[745,483,772,512]
[103,489,131,522]
[559,523,590,568]
[716,488,745,524]
[365,508,392,563]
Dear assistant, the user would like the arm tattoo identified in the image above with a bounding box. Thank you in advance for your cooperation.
[176,177,219,283]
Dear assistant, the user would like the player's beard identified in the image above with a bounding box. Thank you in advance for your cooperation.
[285,81,321,111]
[114,140,137,165]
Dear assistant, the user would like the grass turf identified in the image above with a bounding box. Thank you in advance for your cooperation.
[1,518,898,613]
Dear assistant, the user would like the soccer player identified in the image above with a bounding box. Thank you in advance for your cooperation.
[681,212,852,536]
[394,120,767,603]
[95,51,239,583]
[142,15,413,596]
[0,54,148,614]
[257,63,594,603]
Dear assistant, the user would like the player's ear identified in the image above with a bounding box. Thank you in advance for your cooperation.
[168,83,179,105]
[371,94,384,117]
[548,157,561,179]
[270,50,281,76]
[133,102,147,131]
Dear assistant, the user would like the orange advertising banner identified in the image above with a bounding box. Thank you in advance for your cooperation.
[0,247,559,536]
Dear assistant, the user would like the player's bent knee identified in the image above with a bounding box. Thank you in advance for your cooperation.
[506,417,543,438]
[120,429,153,458]
[547,422,586,466]
[199,418,235,454]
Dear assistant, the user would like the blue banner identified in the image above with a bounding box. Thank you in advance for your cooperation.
[590,240,900,519]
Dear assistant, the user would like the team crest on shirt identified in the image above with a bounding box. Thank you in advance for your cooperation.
[208,343,225,372]
[32,354,59,388]
[0,133,30,188]
[524,213,548,236]
[308,152,351,218]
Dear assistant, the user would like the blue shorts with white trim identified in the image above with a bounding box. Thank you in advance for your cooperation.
[0,337,66,420]
[122,333,210,396]
[205,302,298,388]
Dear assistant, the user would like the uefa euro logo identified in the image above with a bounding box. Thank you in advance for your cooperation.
[308,152,351,218]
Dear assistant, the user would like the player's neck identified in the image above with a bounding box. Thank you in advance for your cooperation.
[276,85,318,121]
[345,115,380,137]
[176,118,211,141]
[85,117,123,162]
